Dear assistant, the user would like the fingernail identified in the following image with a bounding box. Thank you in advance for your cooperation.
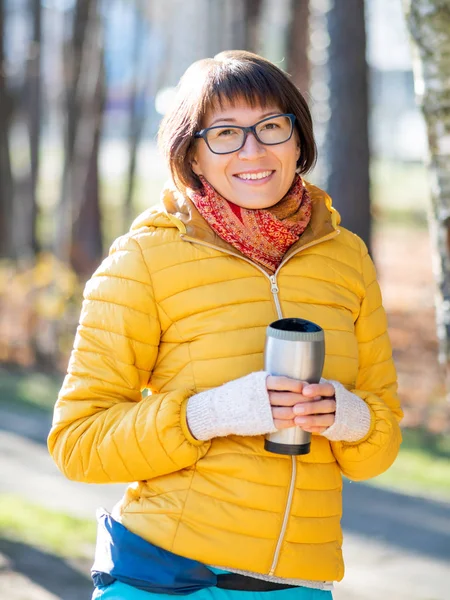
[295,417,307,425]
[294,405,305,415]
[302,386,312,395]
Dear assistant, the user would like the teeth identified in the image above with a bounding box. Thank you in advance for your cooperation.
[236,171,272,180]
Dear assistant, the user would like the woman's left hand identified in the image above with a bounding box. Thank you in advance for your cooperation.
[292,382,336,434]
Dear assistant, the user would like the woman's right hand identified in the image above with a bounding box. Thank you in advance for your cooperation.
[267,376,305,430]
[267,375,336,432]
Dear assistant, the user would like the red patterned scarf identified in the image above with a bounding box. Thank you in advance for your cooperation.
[187,175,312,272]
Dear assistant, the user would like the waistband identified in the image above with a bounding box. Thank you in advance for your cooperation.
[216,573,297,592]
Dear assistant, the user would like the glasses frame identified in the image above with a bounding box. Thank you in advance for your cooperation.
[194,113,297,155]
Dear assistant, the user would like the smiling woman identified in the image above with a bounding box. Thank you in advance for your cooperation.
[48,50,403,600]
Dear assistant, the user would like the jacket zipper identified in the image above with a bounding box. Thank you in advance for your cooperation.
[181,236,282,315]
[181,229,339,575]
[268,457,297,575]
[181,230,338,319]
[269,275,283,318]
[266,272,297,574]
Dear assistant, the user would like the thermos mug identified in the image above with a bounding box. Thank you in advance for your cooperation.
[264,318,325,456]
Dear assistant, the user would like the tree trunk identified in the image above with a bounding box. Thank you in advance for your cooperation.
[15,0,42,260]
[0,0,14,259]
[326,0,371,249]
[69,1,104,277]
[207,0,226,54]
[27,0,42,255]
[243,0,263,52]
[124,4,145,230]
[286,0,310,95]
[404,0,450,391]
[55,0,92,267]
[56,0,104,277]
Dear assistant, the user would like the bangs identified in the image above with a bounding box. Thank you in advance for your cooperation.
[199,63,290,118]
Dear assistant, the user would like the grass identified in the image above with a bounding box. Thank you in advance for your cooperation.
[0,494,96,558]
[367,428,450,501]
[370,158,431,214]
[0,367,62,412]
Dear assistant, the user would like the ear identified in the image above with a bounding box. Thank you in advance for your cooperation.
[191,160,202,176]
[191,150,203,176]
[294,130,301,161]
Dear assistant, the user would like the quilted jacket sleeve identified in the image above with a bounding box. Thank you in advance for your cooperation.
[330,240,403,481]
[47,234,210,484]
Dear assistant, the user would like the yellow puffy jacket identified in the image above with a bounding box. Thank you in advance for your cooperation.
[48,182,402,583]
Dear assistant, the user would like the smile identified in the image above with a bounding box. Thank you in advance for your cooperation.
[235,170,274,181]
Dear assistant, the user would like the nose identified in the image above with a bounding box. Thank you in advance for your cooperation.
[238,131,266,159]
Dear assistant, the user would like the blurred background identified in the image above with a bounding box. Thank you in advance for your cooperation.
[0,1,449,599]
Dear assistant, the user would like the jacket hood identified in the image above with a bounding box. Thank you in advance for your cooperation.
[130,183,186,232]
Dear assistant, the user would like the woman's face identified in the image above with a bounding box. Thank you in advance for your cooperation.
[191,99,300,209]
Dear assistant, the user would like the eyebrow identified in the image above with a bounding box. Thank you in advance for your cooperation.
[208,111,280,127]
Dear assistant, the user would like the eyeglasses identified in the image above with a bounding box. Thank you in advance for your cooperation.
[194,113,296,155]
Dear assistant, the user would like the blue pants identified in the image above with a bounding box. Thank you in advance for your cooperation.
[92,581,332,600]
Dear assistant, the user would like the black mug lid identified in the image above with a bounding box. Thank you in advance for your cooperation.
[267,318,324,342]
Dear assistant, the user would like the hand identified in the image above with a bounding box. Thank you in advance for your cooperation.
[267,376,336,434]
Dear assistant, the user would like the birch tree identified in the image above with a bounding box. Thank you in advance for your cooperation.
[404,0,450,390]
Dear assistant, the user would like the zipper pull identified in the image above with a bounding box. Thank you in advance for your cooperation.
[269,275,279,294]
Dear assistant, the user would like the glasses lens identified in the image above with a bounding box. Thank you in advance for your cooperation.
[206,127,244,154]
[256,115,293,145]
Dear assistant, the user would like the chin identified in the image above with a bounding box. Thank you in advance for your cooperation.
[230,193,281,210]
[249,199,281,210]
[235,201,276,210]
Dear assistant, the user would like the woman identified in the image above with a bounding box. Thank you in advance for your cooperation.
[48,50,403,599]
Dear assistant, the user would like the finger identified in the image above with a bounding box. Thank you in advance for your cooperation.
[302,426,329,434]
[294,413,335,428]
[271,392,333,408]
[267,376,305,394]
[269,391,306,407]
[273,418,296,430]
[302,382,335,398]
[293,399,336,416]
[271,406,295,420]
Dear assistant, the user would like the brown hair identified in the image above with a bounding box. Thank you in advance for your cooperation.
[158,50,317,191]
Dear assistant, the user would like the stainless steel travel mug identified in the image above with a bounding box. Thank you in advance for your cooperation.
[264,318,325,455]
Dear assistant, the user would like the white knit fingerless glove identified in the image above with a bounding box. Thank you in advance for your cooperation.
[321,379,372,443]
[186,372,277,441]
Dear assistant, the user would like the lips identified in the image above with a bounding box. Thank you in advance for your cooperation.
[234,170,274,181]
